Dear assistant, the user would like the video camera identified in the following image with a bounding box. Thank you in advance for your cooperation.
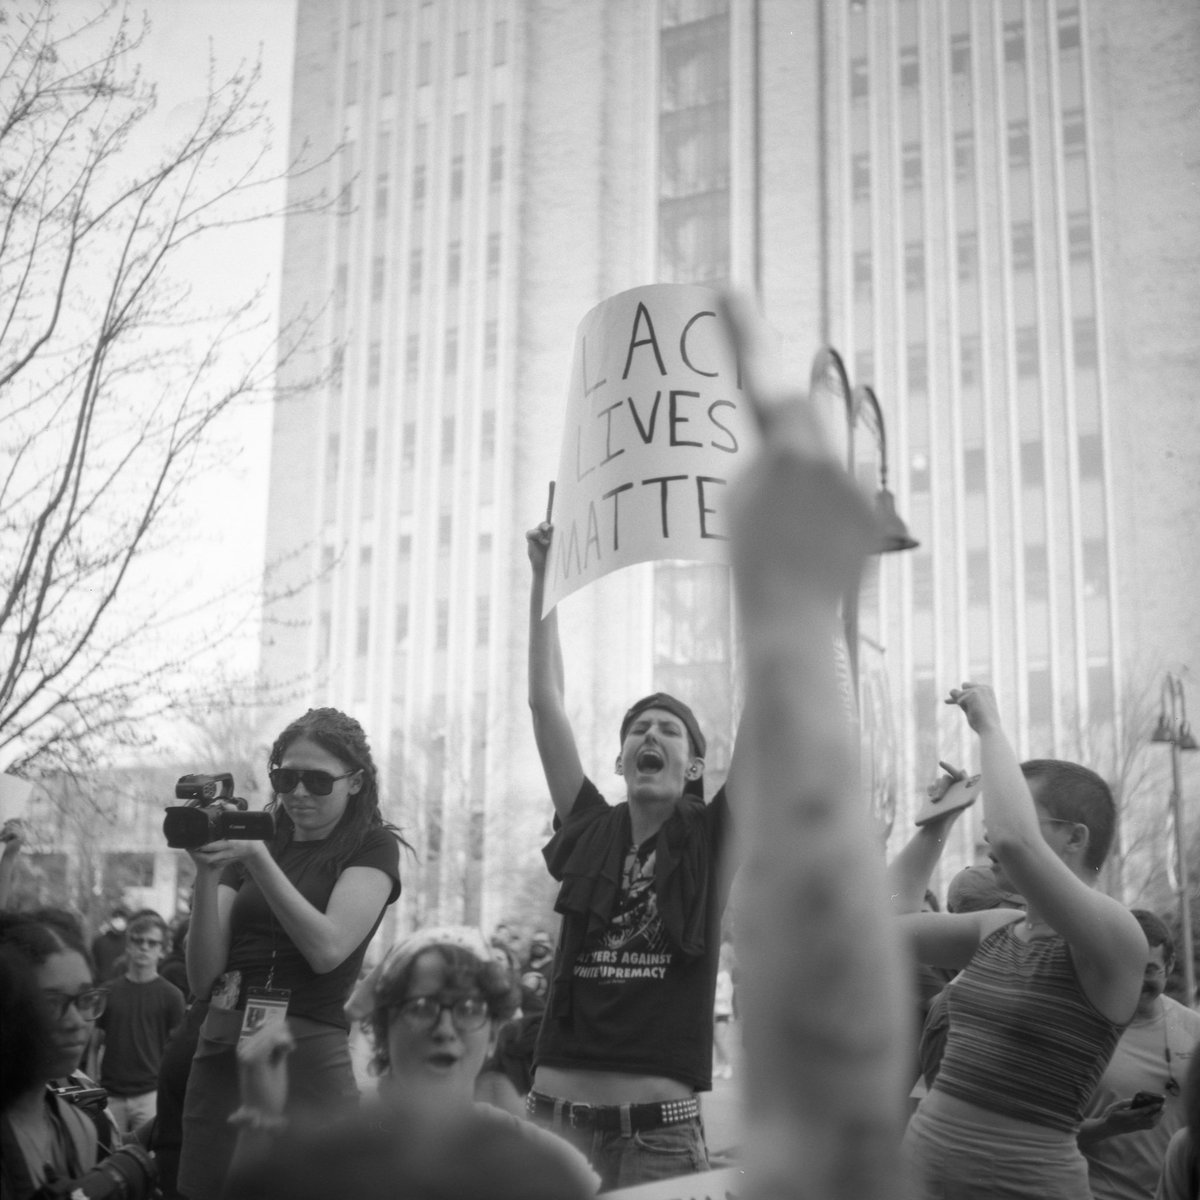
[163,773,274,850]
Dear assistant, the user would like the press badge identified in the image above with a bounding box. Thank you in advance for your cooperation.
[239,987,291,1042]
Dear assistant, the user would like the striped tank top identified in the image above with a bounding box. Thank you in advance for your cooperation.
[933,921,1125,1131]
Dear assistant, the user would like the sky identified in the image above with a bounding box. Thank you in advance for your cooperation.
[112,0,298,679]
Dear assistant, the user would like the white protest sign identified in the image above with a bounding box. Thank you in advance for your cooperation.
[0,774,32,821]
[602,1165,743,1200]
[542,284,764,615]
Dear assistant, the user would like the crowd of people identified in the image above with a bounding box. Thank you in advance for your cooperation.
[1,300,1197,1200]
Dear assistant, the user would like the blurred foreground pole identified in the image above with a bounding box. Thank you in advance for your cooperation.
[723,295,913,1200]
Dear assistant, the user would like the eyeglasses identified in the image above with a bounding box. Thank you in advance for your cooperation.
[269,768,357,796]
[391,994,490,1033]
[128,936,162,949]
[42,987,108,1022]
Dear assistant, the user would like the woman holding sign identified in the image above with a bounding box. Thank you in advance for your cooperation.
[178,708,405,1200]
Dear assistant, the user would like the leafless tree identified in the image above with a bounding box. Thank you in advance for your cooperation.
[0,1,330,774]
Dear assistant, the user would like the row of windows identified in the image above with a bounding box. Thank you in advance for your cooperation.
[343,20,509,104]
[908,434,1104,493]
[849,7,1080,99]
[350,596,492,656]
[853,213,1092,297]
[325,413,497,481]
[910,538,1107,608]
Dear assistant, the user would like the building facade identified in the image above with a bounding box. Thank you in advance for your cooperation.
[260,0,1200,927]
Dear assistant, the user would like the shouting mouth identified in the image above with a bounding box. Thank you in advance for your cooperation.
[636,747,665,772]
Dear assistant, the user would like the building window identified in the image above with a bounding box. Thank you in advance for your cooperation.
[326,432,340,483]
[478,531,492,554]
[1011,221,1035,271]
[904,241,925,292]
[402,422,416,469]
[1020,440,1044,486]
[398,533,412,558]
[851,153,870,201]
[418,41,432,86]
[1078,432,1103,479]
[1068,212,1091,261]
[413,164,426,203]
[850,56,869,99]
[364,429,377,475]
[395,604,409,642]
[454,30,469,76]
[911,554,933,608]
[1082,537,1108,597]
[493,19,508,66]
[371,255,385,301]
[331,345,344,388]
[964,445,986,491]
[1004,20,1025,64]
[356,608,370,656]
[853,249,872,298]
[1025,545,1049,600]
[960,334,981,386]
[334,262,348,307]
[1057,6,1081,52]
[855,348,874,383]
[368,342,381,387]
[405,334,420,380]
[359,544,373,568]
[954,131,973,182]
[381,51,395,96]
[447,241,461,287]
[442,415,455,461]
[967,548,990,606]
[487,232,500,276]
[902,143,922,191]
[481,410,496,457]
[1016,326,1040,377]
[1073,315,1097,368]
[899,46,919,89]
[907,342,928,393]
[1008,120,1030,168]
[909,450,929,492]
[950,33,971,75]
[436,600,449,649]
[444,328,458,375]
[450,157,464,200]
[489,145,503,188]
[1062,108,1085,157]
[409,249,422,293]
[484,321,497,369]
[438,512,452,549]
[957,229,978,282]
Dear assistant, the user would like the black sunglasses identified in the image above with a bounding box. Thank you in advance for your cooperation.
[269,768,357,796]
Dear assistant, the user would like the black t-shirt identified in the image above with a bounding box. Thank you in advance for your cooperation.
[97,974,185,1095]
[535,778,730,1091]
[220,828,401,1029]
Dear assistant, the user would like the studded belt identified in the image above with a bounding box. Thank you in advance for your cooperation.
[526,1089,700,1133]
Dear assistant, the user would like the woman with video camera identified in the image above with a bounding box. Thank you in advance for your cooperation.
[1,910,158,1199]
[177,708,405,1200]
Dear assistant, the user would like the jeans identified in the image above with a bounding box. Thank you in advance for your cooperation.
[541,1114,710,1192]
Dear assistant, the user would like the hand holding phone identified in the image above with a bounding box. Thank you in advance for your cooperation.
[1130,1091,1165,1111]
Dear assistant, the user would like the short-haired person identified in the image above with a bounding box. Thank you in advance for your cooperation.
[1080,909,1200,1199]
[178,707,405,1200]
[524,525,741,1190]
[94,911,185,1135]
[892,687,1147,1199]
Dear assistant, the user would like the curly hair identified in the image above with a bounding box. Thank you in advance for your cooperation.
[266,707,409,871]
[363,943,519,1077]
[0,909,91,969]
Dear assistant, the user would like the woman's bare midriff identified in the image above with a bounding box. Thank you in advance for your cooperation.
[532,1066,693,1104]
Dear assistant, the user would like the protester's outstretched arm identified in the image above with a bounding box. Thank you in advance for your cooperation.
[885,769,968,914]
[723,294,911,1200]
[527,522,584,819]
[948,682,1144,1020]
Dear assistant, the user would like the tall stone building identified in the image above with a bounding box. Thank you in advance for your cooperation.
[261,0,1200,928]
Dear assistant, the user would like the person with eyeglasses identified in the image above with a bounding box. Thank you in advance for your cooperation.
[0,910,117,1197]
[1079,908,1200,1200]
[93,911,185,1136]
[889,689,1147,1199]
[177,707,407,1200]
[221,927,598,1198]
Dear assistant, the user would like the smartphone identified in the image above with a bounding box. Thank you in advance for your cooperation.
[1131,1091,1165,1110]
[914,774,982,827]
